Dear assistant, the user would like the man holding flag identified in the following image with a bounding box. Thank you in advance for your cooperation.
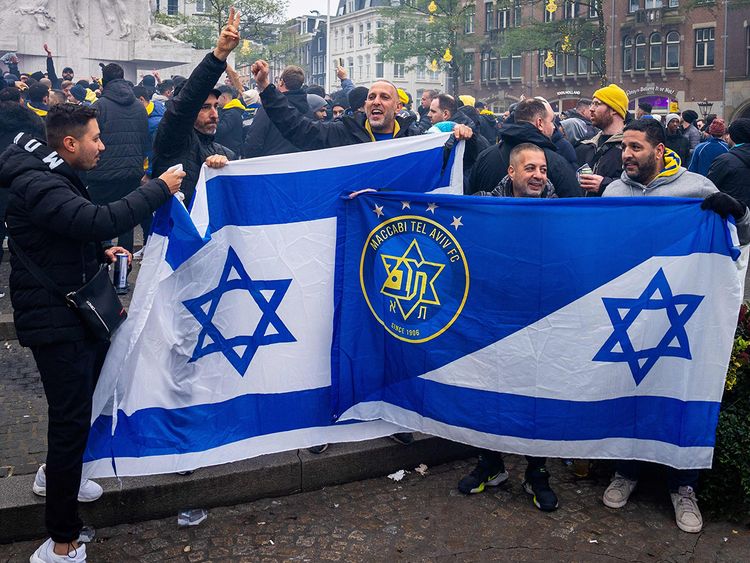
[602,118,750,533]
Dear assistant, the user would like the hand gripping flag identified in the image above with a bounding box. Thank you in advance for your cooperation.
[333,192,747,470]
[84,134,464,477]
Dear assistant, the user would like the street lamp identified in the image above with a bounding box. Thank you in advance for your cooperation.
[697,98,713,120]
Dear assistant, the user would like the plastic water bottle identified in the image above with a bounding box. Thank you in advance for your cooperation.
[78,526,96,543]
[177,509,208,527]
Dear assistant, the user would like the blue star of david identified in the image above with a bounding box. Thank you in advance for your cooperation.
[593,268,703,385]
[183,247,295,376]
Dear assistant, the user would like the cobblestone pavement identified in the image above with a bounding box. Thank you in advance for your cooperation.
[1,458,748,562]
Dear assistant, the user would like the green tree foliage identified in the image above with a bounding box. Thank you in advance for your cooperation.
[376,1,477,97]
[499,0,607,85]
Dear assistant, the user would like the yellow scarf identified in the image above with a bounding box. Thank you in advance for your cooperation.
[26,103,47,117]
[656,147,681,180]
[364,119,400,142]
[223,98,247,111]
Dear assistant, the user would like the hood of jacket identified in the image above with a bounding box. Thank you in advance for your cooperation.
[147,99,166,119]
[222,98,247,112]
[580,130,624,148]
[100,79,137,106]
[728,143,750,169]
[0,134,84,192]
[0,103,46,147]
[616,147,684,192]
[499,122,557,151]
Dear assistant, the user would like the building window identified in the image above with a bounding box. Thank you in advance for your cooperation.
[375,55,384,78]
[665,31,680,69]
[195,0,206,13]
[347,57,354,78]
[635,34,646,70]
[464,57,475,83]
[482,52,490,81]
[591,40,602,74]
[366,21,372,44]
[490,53,498,80]
[512,54,522,78]
[347,26,354,49]
[649,32,662,69]
[538,50,546,78]
[364,54,371,79]
[358,24,364,47]
[485,2,494,31]
[645,0,663,8]
[167,0,178,15]
[544,4,556,22]
[628,0,639,13]
[577,40,588,74]
[564,0,578,19]
[416,59,426,80]
[465,6,475,33]
[554,42,563,76]
[695,27,715,67]
[394,61,405,79]
[669,0,679,6]
[346,0,354,13]
[514,0,522,26]
[356,56,362,80]
[589,1,598,17]
[497,8,509,30]
[623,36,633,72]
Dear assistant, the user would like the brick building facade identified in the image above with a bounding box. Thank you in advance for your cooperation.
[462,1,748,120]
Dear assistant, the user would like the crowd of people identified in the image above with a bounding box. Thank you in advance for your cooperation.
[1,7,749,562]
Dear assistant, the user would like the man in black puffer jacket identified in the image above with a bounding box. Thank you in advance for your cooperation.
[0,104,184,563]
[152,11,242,207]
[86,63,150,252]
[468,98,582,197]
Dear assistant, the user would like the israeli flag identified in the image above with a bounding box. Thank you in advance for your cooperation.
[84,134,464,477]
[333,192,747,470]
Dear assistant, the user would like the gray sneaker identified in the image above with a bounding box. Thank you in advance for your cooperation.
[670,486,703,533]
[602,473,637,508]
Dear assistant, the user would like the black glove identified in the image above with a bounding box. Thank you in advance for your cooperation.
[701,192,747,220]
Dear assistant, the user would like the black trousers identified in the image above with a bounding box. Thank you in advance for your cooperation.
[31,339,109,543]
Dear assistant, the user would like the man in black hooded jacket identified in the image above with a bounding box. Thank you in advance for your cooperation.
[152,9,241,207]
[468,99,582,197]
[0,103,184,562]
[86,63,150,252]
[707,118,750,208]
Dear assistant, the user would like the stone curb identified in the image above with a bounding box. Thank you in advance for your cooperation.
[0,314,15,341]
[0,435,474,544]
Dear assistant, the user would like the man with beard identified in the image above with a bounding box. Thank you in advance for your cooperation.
[577,84,628,196]
[601,118,750,534]
[663,113,690,164]
[151,8,241,207]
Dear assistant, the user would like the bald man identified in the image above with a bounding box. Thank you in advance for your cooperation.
[250,59,473,149]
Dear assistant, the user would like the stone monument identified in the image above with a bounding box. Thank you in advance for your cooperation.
[0,0,202,83]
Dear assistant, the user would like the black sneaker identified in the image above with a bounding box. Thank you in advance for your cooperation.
[522,466,559,511]
[458,456,509,494]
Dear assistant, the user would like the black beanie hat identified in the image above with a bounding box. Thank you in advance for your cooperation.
[728,118,750,145]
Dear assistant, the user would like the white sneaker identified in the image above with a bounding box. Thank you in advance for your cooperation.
[30,538,87,562]
[32,465,103,503]
[602,473,638,508]
[671,486,703,533]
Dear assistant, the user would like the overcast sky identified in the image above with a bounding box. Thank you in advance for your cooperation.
[285,0,332,19]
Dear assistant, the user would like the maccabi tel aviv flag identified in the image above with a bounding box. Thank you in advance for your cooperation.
[83,134,464,477]
[333,191,747,470]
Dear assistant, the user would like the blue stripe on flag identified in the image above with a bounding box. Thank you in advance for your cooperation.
[382,378,720,448]
[84,387,338,461]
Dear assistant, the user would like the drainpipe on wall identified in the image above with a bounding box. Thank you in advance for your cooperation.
[722,0,729,119]
[610,0,617,85]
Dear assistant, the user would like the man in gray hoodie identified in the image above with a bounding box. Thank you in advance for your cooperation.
[601,118,748,534]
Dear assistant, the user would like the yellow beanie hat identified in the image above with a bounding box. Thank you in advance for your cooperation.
[397,88,409,105]
[459,94,476,107]
[592,84,629,119]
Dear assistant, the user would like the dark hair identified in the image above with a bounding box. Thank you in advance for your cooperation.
[216,84,236,98]
[424,89,439,100]
[49,89,67,105]
[623,117,666,146]
[0,86,21,102]
[62,66,74,74]
[475,100,486,109]
[75,79,89,88]
[158,79,174,95]
[45,103,98,150]
[28,83,49,104]
[132,85,149,101]
[306,84,326,98]
[514,99,548,125]
[638,101,652,113]
[509,142,545,167]
[280,65,305,91]
[348,86,368,111]
[576,98,592,110]
[435,93,457,117]
[100,63,124,86]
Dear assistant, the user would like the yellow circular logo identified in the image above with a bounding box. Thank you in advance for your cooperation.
[359,215,469,343]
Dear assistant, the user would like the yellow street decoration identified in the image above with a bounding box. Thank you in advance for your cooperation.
[442,47,453,63]
[429,15,435,23]
[428,1,438,14]
[546,0,558,13]
[562,34,572,53]
[430,59,439,72]
[240,39,251,56]
[544,50,555,68]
